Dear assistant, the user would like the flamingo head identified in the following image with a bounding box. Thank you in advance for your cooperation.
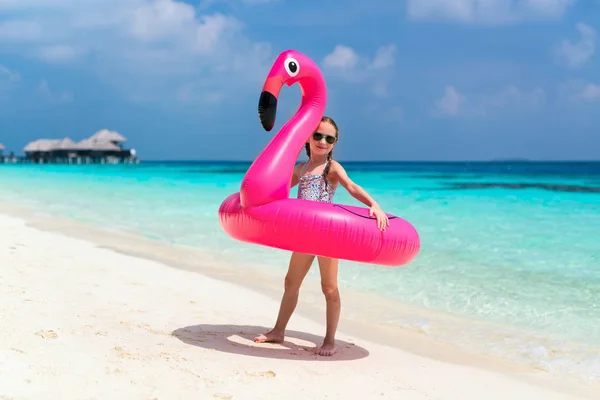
[258,49,322,131]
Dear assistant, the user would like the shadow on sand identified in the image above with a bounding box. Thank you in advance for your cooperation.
[171,324,370,361]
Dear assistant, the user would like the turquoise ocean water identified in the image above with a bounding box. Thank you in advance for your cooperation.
[1,161,599,381]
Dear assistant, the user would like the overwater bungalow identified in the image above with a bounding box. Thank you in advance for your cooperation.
[0,143,15,164]
[22,129,139,164]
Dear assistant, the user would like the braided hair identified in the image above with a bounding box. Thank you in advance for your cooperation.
[304,116,339,191]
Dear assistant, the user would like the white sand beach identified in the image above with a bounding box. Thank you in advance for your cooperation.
[0,211,596,400]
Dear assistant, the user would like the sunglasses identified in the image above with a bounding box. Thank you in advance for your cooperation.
[312,132,337,145]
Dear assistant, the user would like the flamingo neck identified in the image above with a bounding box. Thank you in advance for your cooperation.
[240,75,327,208]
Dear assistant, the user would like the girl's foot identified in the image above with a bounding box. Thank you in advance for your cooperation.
[316,340,337,356]
[253,329,284,343]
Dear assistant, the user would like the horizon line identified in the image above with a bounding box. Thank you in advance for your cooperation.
[137,159,600,163]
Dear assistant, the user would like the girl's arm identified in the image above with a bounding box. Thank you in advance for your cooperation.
[330,161,389,230]
[290,162,304,188]
[331,161,379,207]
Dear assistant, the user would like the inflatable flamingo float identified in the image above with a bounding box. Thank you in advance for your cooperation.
[218,50,420,266]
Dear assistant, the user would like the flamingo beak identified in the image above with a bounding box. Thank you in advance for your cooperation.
[258,75,283,132]
[258,91,277,131]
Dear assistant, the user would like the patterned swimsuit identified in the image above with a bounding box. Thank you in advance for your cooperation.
[297,162,336,203]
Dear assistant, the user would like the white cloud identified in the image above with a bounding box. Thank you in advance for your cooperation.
[559,79,600,102]
[484,85,545,109]
[0,0,273,104]
[322,44,396,77]
[0,64,20,101]
[175,80,226,105]
[322,44,397,99]
[0,0,75,9]
[37,45,79,63]
[580,83,600,101]
[0,64,21,82]
[323,45,359,69]
[323,43,396,68]
[554,23,596,68]
[370,45,396,70]
[199,0,279,6]
[435,86,465,116]
[0,20,42,41]
[434,84,545,117]
[239,0,281,4]
[126,0,241,51]
[407,0,575,25]
[37,80,73,103]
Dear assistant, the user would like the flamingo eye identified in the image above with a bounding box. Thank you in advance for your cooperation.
[284,57,299,77]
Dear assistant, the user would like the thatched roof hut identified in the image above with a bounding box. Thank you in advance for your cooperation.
[23,129,128,153]
[55,138,79,151]
[23,138,125,152]
[88,129,127,143]
[23,139,61,152]
[21,128,137,164]
[76,138,122,151]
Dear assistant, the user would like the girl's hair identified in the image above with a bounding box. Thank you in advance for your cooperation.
[304,115,339,190]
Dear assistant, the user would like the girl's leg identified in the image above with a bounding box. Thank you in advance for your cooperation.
[316,256,340,356]
[254,251,315,343]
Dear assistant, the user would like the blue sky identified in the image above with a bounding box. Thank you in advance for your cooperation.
[0,0,599,161]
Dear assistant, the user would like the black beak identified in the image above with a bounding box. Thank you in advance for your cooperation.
[258,91,277,131]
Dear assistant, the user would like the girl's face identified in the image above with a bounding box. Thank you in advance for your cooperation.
[309,121,337,158]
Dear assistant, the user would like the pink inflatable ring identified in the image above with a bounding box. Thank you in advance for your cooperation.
[218,50,420,267]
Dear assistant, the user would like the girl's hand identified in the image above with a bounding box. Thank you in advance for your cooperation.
[369,205,390,231]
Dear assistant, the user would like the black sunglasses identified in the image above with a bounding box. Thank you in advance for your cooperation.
[312,132,337,144]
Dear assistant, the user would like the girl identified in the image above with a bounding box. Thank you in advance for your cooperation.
[253,116,390,356]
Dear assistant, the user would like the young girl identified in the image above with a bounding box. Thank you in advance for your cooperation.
[253,116,390,356]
